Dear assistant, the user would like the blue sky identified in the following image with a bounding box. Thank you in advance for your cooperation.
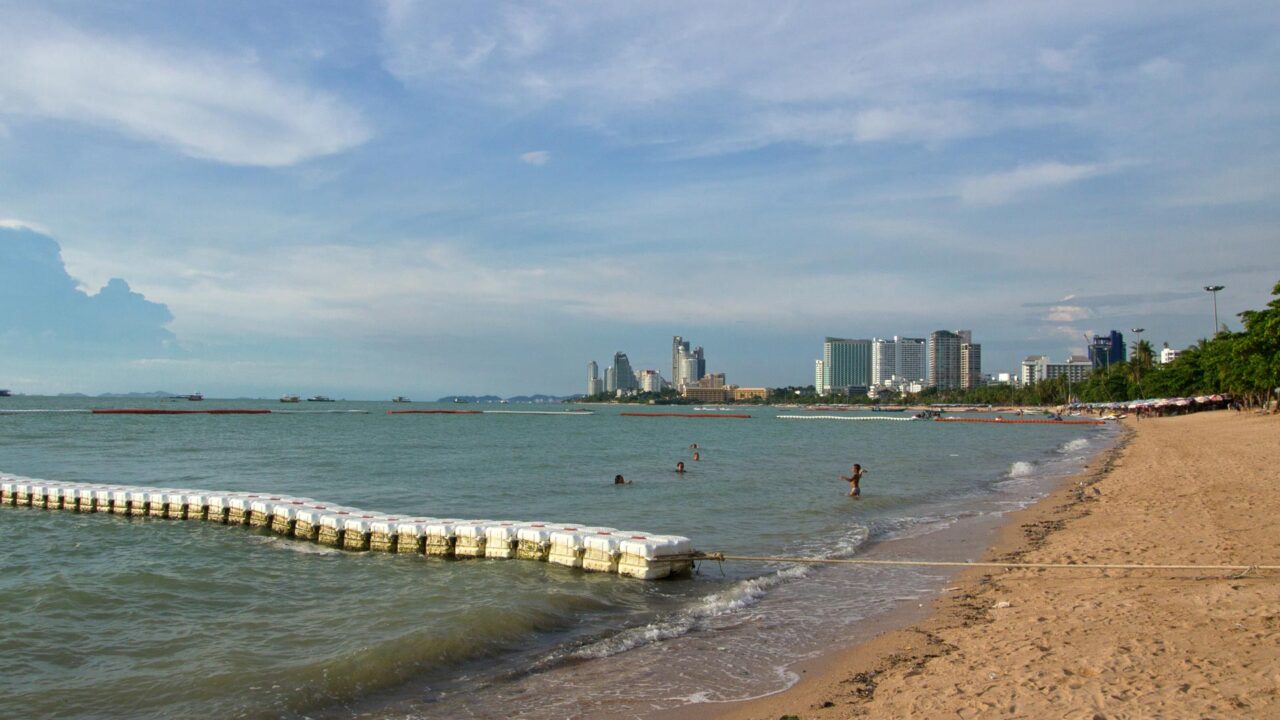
[1,1,1278,398]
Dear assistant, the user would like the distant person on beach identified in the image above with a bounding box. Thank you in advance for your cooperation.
[613,474,628,485]
[675,462,685,474]
[841,464,865,497]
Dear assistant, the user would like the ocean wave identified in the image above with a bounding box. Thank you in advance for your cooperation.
[1009,460,1036,478]
[1058,438,1091,454]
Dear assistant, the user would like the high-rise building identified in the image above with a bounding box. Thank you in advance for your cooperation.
[1159,343,1180,364]
[637,369,664,393]
[898,337,927,383]
[928,331,958,388]
[678,354,698,389]
[960,342,982,389]
[693,346,706,380]
[822,337,872,394]
[1088,331,1126,369]
[814,359,826,395]
[1021,355,1092,385]
[871,337,927,386]
[586,361,603,396]
[604,366,616,393]
[672,336,689,387]
[613,352,637,391]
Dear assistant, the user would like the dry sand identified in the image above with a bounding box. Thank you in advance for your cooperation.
[709,410,1280,719]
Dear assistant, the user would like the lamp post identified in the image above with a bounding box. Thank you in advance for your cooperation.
[1130,327,1145,398]
[1204,285,1225,337]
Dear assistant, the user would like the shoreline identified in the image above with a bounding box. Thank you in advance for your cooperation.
[702,410,1279,719]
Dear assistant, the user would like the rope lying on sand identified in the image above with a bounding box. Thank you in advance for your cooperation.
[686,552,1279,575]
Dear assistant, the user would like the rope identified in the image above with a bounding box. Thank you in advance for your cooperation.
[685,552,1278,574]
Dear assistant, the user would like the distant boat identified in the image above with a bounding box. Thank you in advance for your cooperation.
[392,396,411,403]
[871,406,906,412]
[170,393,203,401]
[280,395,301,403]
[0,389,11,397]
[308,395,335,402]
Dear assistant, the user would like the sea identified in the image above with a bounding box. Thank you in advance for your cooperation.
[0,397,1118,719]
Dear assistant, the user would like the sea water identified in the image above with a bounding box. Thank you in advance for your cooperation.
[0,398,1116,718]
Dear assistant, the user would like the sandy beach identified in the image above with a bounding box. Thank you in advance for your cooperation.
[708,410,1280,719]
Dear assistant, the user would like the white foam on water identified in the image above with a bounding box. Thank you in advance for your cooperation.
[1009,460,1036,478]
[1059,437,1090,454]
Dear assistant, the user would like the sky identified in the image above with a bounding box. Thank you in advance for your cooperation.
[1,1,1278,398]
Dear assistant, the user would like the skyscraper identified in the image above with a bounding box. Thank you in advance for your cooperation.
[613,352,637,391]
[822,337,872,393]
[672,336,689,387]
[814,359,826,394]
[960,342,982,389]
[1088,331,1126,369]
[604,366,615,393]
[586,361,602,396]
[871,337,928,386]
[928,330,970,389]
[693,346,706,380]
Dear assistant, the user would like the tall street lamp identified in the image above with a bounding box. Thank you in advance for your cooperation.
[1130,327,1145,398]
[1204,285,1225,337]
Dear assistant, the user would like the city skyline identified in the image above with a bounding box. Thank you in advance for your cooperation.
[2,3,1279,398]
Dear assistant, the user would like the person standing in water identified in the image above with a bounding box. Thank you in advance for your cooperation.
[675,461,685,474]
[840,464,865,497]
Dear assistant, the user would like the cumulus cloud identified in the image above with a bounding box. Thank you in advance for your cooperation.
[959,162,1109,206]
[0,226,175,355]
[0,16,370,166]
[520,150,550,165]
[1043,305,1092,323]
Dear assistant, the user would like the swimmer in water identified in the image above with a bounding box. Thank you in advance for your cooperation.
[676,461,685,474]
[689,443,699,449]
[614,474,628,485]
[840,464,865,497]
[692,452,700,461]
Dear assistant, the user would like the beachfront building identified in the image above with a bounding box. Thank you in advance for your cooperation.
[732,387,768,401]
[637,370,665,393]
[961,341,982,389]
[586,361,603,396]
[681,386,730,402]
[871,337,927,386]
[928,330,970,389]
[821,337,872,396]
[613,352,637,392]
[1088,330,1126,370]
[1021,355,1093,386]
[1160,343,1180,364]
[671,336,707,389]
[814,360,826,395]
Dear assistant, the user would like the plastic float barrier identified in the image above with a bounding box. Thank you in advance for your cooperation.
[484,522,525,559]
[515,524,554,561]
[1,477,695,580]
[453,521,492,558]
[385,409,483,415]
[619,412,752,419]
[366,516,407,552]
[90,408,273,414]
[393,519,435,554]
[583,532,624,573]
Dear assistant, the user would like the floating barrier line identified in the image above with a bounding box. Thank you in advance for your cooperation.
[686,552,1278,575]
[386,409,483,414]
[620,412,752,419]
[0,476,693,580]
[91,408,273,415]
[935,417,1104,426]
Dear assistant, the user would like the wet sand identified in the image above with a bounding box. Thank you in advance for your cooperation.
[706,411,1280,719]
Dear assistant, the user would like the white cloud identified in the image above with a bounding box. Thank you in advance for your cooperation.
[959,162,1110,206]
[0,217,49,233]
[0,17,370,166]
[520,150,551,165]
[1044,305,1092,323]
